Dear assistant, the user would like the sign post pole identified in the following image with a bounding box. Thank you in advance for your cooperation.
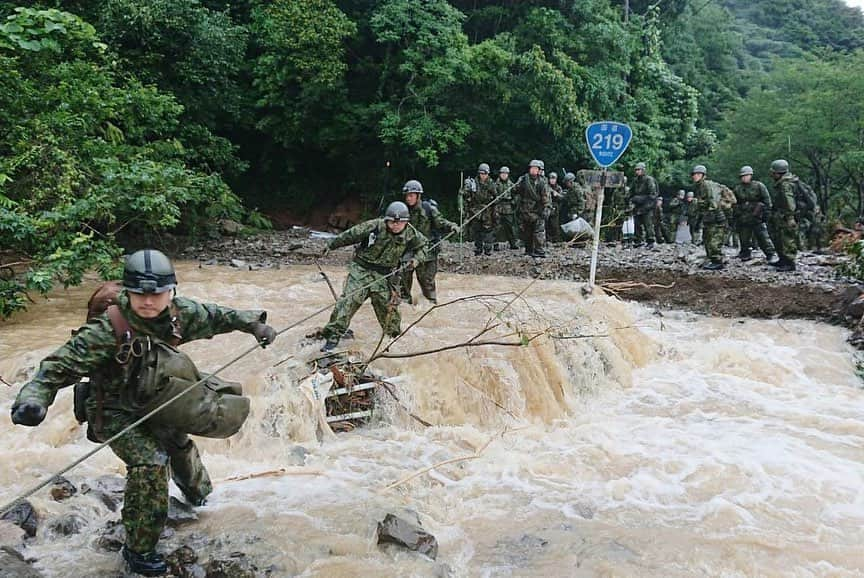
[588,167,606,291]
[584,121,633,294]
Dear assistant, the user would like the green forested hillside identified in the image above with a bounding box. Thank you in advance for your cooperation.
[1,0,863,315]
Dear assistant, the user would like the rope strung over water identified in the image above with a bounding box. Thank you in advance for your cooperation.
[0,181,518,516]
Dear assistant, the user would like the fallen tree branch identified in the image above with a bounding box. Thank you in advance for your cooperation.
[218,467,325,483]
[381,433,498,492]
[381,426,531,492]
[371,331,544,360]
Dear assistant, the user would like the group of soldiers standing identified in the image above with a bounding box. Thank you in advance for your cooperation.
[459,157,822,273]
[461,160,588,259]
[618,160,822,272]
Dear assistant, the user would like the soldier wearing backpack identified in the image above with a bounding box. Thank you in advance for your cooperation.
[10,250,277,576]
[400,179,459,304]
[790,172,822,251]
[769,159,800,271]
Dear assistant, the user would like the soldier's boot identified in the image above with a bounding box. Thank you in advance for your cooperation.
[738,250,752,261]
[775,258,796,272]
[766,253,779,265]
[702,261,724,271]
[321,337,340,352]
[123,546,167,577]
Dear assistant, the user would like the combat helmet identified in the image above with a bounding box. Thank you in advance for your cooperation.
[402,179,423,194]
[770,159,789,174]
[123,249,177,294]
[384,201,410,222]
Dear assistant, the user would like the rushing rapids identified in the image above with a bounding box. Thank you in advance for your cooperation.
[0,264,862,577]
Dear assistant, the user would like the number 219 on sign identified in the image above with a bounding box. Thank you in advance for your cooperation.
[592,133,625,150]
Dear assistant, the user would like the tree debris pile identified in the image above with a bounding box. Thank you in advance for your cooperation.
[315,355,380,433]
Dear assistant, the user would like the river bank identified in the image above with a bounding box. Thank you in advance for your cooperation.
[173,229,857,324]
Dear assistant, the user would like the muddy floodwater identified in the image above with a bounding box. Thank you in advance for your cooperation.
[1,264,862,577]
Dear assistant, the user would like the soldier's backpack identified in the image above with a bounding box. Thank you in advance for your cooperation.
[719,184,737,210]
[794,178,818,215]
[422,199,443,245]
[74,281,250,439]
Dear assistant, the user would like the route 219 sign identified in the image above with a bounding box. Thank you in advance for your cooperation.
[585,121,633,168]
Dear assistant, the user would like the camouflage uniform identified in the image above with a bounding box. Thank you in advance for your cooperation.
[465,176,497,255]
[322,218,429,339]
[770,174,799,264]
[733,180,776,259]
[793,182,822,251]
[693,178,729,264]
[653,199,668,243]
[515,173,551,256]
[495,177,520,249]
[400,201,457,304]
[629,173,658,245]
[664,194,683,241]
[14,292,266,554]
[562,178,587,220]
[546,182,565,243]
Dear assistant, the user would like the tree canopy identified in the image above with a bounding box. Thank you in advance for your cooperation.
[2,0,864,316]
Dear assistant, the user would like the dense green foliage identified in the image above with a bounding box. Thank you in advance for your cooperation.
[2,0,864,315]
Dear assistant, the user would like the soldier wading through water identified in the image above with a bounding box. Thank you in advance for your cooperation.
[10,250,277,576]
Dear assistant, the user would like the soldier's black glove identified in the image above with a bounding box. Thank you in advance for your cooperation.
[251,323,277,348]
[11,401,46,427]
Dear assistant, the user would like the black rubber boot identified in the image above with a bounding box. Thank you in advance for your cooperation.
[123,546,167,577]
[775,259,796,272]
[738,251,752,261]
[321,337,340,352]
[702,261,725,271]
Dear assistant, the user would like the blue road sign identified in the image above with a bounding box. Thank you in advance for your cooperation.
[585,121,633,168]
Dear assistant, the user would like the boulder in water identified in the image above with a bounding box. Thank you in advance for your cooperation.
[376,513,438,559]
[47,514,86,537]
[204,552,258,578]
[95,520,125,552]
[167,545,206,578]
[0,501,38,538]
[80,475,125,512]
[49,477,77,502]
[0,546,43,578]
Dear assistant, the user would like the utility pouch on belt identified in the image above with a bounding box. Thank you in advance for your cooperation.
[73,378,90,424]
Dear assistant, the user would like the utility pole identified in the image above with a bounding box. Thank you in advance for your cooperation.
[624,0,630,22]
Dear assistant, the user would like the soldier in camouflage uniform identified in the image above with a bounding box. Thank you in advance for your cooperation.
[733,166,777,263]
[561,172,587,221]
[465,163,497,256]
[630,162,658,247]
[546,172,564,243]
[691,164,734,270]
[320,202,429,351]
[10,250,276,576]
[652,196,668,243]
[495,166,520,250]
[400,180,458,305]
[515,159,551,258]
[769,159,799,272]
[664,190,685,241]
